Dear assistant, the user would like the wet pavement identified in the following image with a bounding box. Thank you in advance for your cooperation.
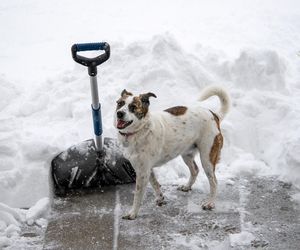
[43,177,300,250]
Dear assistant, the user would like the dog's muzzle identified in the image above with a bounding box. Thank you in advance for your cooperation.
[117,119,133,129]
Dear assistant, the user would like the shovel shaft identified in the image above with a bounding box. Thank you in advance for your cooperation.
[90,76,100,109]
[90,75,102,151]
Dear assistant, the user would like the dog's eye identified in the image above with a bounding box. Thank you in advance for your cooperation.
[117,100,125,108]
[129,104,136,112]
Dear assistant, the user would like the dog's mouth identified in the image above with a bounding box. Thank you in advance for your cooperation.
[117,119,133,130]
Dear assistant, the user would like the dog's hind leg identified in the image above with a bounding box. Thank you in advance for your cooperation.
[200,161,217,210]
[149,169,166,206]
[178,149,199,192]
[198,135,222,210]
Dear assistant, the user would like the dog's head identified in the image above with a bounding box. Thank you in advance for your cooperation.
[114,89,157,132]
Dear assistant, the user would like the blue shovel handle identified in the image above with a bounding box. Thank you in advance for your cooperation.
[75,42,108,52]
[71,42,110,76]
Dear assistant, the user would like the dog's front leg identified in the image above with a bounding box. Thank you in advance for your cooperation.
[123,169,150,220]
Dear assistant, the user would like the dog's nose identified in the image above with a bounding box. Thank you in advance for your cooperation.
[117,111,125,119]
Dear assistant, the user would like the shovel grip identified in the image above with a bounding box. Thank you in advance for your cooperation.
[71,42,110,76]
[75,42,108,52]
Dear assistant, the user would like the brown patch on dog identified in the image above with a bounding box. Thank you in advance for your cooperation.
[209,110,223,170]
[130,96,149,119]
[192,160,199,176]
[116,98,126,110]
[210,110,220,131]
[121,89,133,98]
[164,106,187,116]
[129,92,156,119]
[116,89,133,110]
[210,133,223,170]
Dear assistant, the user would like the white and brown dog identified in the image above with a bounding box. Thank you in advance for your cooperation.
[114,86,230,220]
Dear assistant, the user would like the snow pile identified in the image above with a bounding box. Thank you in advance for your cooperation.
[196,46,300,187]
[0,203,21,248]
[26,198,50,226]
[0,198,49,248]
[231,49,286,91]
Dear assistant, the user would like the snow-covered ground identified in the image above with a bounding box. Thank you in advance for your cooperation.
[0,0,300,248]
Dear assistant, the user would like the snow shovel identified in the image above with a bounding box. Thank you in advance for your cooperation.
[51,42,135,196]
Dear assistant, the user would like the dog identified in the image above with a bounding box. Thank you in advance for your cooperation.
[114,86,230,220]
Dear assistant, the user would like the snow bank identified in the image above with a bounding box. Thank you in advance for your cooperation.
[0,204,22,248]
[0,77,19,112]
[231,49,286,91]
[195,44,300,188]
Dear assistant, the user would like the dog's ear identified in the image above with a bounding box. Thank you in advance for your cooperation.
[121,89,133,98]
[140,92,157,105]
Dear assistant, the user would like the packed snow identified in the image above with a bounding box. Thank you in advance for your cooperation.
[1,0,300,248]
[0,199,49,248]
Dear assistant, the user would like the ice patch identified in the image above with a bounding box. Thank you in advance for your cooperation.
[291,193,300,205]
[171,233,204,249]
[225,179,235,186]
[113,189,121,250]
[229,231,255,247]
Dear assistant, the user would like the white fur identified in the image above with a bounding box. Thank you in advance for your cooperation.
[114,86,230,220]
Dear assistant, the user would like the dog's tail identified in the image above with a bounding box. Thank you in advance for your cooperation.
[199,85,230,121]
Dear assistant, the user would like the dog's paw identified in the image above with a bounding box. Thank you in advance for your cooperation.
[177,185,192,192]
[122,213,137,220]
[201,199,215,210]
[156,197,167,206]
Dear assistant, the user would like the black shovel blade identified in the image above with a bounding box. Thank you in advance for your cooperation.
[51,137,135,196]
